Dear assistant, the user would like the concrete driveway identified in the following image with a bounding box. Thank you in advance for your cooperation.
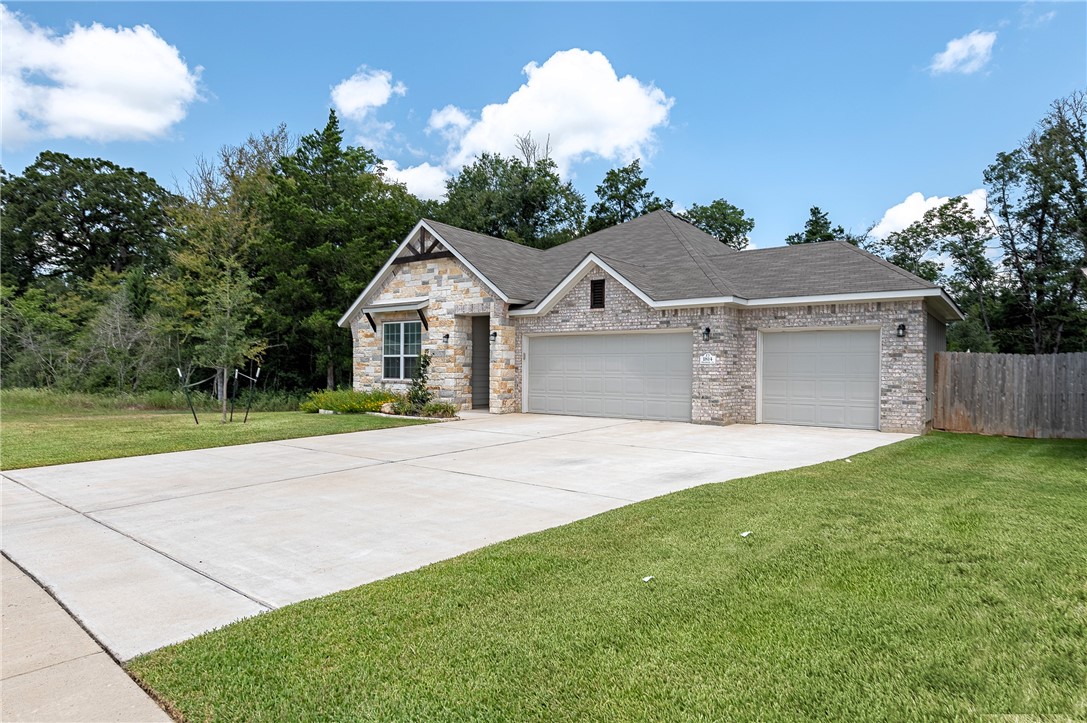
[1,413,911,660]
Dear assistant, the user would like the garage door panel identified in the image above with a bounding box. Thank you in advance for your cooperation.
[817,405,847,426]
[762,330,879,430]
[527,333,692,422]
[818,379,846,399]
[788,379,817,400]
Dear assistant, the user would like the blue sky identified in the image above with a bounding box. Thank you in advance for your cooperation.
[2,2,1084,247]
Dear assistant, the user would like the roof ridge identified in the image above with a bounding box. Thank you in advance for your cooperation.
[422,218,545,256]
[659,211,735,296]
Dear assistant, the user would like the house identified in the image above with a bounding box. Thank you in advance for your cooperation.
[338,211,962,433]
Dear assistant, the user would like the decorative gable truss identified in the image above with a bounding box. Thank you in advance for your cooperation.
[391,228,453,265]
[338,220,512,329]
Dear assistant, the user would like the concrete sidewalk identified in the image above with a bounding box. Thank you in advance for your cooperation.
[1,556,170,723]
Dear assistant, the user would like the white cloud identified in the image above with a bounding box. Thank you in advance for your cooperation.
[870,189,988,239]
[1019,3,1056,28]
[929,30,997,75]
[427,104,472,137]
[383,160,449,201]
[331,67,406,121]
[0,4,201,148]
[445,48,673,174]
[330,67,406,151]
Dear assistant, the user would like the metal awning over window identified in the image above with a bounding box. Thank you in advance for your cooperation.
[360,297,430,331]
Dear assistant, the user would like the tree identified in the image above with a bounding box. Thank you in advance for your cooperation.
[440,139,584,248]
[0,152,177,288]
[257,110,422,389]
[784,206,853,245]
[192,261,266,422]
[159,131,279,408]
[984,91,1086,354]
[585,159,671,233]
[681,199,755,249]
[86,273,165,393]
[874,196,1000,350]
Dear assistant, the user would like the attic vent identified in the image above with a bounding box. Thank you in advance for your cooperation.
[590,279,606,309]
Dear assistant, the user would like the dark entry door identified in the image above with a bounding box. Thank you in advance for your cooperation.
[472,316,490,409]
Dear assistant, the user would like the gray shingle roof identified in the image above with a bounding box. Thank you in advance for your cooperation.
[423,219,544,301]
[424,210,939,308]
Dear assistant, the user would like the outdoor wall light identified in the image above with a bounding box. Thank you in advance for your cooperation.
[490,331,498,342]
[702,327,711,342]
[442,333,450,344]
[897,324,907,338]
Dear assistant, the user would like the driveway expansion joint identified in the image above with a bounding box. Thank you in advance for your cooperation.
[5,479,277,612]
[396,462,637,503]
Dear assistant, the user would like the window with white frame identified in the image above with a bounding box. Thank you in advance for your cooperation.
[383,321,422,379]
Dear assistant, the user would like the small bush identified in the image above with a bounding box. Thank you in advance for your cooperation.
[301,388,401,414]
[422,401,457,418]
[406,352,433,412]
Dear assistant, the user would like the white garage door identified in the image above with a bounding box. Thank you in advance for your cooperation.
[526,333,693,422]
[760,329,880,429]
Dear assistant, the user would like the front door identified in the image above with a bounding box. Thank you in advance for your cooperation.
[471,316,490,409]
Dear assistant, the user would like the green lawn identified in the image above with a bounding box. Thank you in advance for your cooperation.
[129,433,1087,721]
[0,391,429,469]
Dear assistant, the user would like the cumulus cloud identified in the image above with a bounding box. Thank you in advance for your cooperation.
[330,67,406,150]
[427,104,472,137]
[870,189,988,239]
[0,4,201,148]
[383,160,449,201]
[331,67,406,121]
[929,30,997,75]
[445,49,674,174]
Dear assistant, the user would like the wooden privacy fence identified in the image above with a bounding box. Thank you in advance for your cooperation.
[933,352,1087,439]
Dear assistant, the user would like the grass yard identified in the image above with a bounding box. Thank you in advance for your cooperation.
[129,433,1087,721]
[0,390,429,469]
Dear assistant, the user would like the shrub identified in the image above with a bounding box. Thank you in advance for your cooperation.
[301,388,401,414]
[406,351,433,413]
[422,401,457,418]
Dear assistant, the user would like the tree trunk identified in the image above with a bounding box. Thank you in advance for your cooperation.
[220,367,229,423]
[326,349,334,390]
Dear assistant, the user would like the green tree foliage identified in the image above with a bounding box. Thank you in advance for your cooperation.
[984,91,1087,353]
[159,131,282,408]
[193,262,266,422]
[784,206,854,245]
[0,152,177,289]
[86,274,166,393]
[257,111,421,389]
[681,199,755,250]
[874,197,1000,351]
[441,140,585,248]
[585,159,671,234]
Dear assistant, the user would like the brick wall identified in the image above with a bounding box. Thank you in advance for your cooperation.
[733,300,928,433]
[352,260,932,432]
[513,266,738,424]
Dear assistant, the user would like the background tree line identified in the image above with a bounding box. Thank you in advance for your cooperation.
[2,93,1084,399]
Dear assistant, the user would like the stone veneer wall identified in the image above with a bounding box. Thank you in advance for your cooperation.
[349,255,517,412]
